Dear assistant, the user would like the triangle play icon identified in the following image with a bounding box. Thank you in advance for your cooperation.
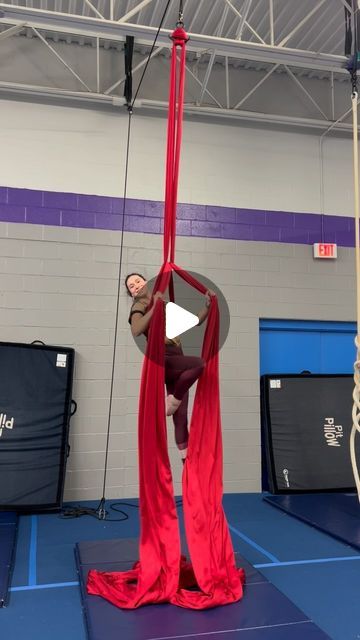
[165,302,199,339]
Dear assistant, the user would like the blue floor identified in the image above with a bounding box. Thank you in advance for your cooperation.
[0,512,18,607]
[0,493,359,640]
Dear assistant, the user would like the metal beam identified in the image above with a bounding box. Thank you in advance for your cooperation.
[32,26,92,92]
[198,52,217,106]
[223,0,265,44]
[263,0,287,46]
[315,18,345,54]
[225,55,230,109]
[283,64,327,120]
[233,63,280,110]
[188,0,205,32]
[0,78,356,133]
[0,4,349,75]
[186,63,223,108]
[198,5,228,106]
[269,0,274,46]
[134,99,359,134]
[330,71,335,120]
[242,1,265,44]
[223,6,236,39]
[0,22,24,40]
[236,0,253,40]
[148,0,161,27]
[96,36,100,93]
[118,0,155,24]
[295,6,333,51]
[200,0,221,37]
[320,99,356,138]
[83,0,104,20]
[339,0,352,13]
[104,45,164,95]
[278,0,327,48]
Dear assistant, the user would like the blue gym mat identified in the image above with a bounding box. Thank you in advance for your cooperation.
[0,511,18,607]
[264,493,360,551]
[75,537,331,640]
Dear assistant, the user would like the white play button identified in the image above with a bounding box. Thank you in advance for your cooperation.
[165,302,199,339]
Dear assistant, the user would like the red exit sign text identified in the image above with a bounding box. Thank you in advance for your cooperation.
[313,243,337,259]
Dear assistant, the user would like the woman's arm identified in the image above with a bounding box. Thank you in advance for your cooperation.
[130,307,154,337]
[130,292,164,337]
[197,305,209,326]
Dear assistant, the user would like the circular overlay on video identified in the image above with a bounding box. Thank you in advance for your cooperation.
[128,270,230,365]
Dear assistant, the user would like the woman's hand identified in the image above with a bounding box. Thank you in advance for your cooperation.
[205,289,216,308]
[153,291,164,303]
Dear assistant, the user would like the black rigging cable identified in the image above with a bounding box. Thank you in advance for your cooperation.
[61,0,173,522]
[131,0,173,110]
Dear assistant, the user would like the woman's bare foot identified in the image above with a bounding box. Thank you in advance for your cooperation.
[166,394,181,416]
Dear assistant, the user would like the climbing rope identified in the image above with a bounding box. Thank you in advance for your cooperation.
[345,2,360,501]
[350,87,360,501]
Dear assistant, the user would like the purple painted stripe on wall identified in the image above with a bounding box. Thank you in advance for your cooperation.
[111,198,124,215]
[294,212,321,231]
[61,210,95,228]
[176,220,192,236]
[192,220,222,238]
[144,201,163,217]
[236,209,266,226]
[8,188,43,207]
[43,191,77,210]
[279,227,310,244]
[0,185,356,248]
[308,230,324,245]
[178,203,206,220]
[324,230,354,247]
[26,207,60,226]
[95,213,123,230]
[159,219,191,236]
[0,187,8,204]
[266,211,295,228]
[221,222,252,241]
[323,216,353,233]
[124,199,145,216]
[124,215,160,234]
[207,206,236,223]
[0,204,25,223]
[78,194,112,214]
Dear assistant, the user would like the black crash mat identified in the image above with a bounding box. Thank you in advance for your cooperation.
[264,493,360,550]
[0,341,75,512]
[75,538,331,640]
[0,512,18,607]
[260,374,357,493]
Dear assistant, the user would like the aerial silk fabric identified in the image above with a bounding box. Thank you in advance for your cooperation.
[87,26,245,610]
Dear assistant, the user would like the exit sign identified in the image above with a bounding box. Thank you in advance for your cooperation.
[313,243,337,259]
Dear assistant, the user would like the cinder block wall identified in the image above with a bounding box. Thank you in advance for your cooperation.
[0,211,355,500]
[0,99,356,500]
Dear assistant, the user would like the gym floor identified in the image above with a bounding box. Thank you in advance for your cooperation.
[1,493,359,640]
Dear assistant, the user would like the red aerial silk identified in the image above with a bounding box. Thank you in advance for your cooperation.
[87,26,245,610]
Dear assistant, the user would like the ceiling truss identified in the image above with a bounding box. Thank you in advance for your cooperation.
[0,0,356,133]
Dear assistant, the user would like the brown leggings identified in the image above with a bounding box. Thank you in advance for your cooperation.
[164,344,205,450]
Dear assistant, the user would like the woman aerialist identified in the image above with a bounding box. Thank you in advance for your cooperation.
[125,272,214,463]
